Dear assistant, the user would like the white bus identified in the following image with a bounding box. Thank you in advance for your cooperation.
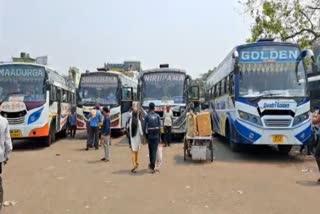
[76,70,137,132]
[205,39,314,154]
[0,62,76,146]
[138,65,200,136]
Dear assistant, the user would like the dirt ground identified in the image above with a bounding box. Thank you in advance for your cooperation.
[1,131,319,214]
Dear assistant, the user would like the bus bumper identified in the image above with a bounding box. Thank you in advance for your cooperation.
[235,120,312,145]
[9,122,49,139]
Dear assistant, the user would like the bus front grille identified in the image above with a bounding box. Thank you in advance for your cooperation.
[264,119,292,127]
[7,117,25,125]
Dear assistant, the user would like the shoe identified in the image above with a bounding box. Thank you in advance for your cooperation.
[131,166,137,173]
[151,169,156,174]
[317,178,320,183]
[95,147,99,150]
[85,148,89,151]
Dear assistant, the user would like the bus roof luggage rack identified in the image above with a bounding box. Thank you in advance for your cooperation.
[257,38,275,42]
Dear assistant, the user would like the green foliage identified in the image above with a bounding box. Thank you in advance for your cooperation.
[242,0,320,48]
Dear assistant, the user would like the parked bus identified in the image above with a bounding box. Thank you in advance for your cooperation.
[0,62,76,146]
[308,40,320,110]
[138,65,200,136]
[76,70,137,132]
[205,39,314,153]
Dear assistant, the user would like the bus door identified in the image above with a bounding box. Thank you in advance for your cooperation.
[56,88,62,131]
[188,86,200,112]
[121,87,133,128]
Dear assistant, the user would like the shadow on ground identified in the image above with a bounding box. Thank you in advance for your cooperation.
[173,135,305,165]
[296,180,320,187]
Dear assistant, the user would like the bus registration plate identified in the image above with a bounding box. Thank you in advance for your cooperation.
[10,130,23,138]
[272,135,284,144]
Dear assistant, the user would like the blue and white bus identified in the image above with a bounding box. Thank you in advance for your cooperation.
[206,39,314,153]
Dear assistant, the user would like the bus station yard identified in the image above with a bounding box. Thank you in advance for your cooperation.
[2,131,319,214]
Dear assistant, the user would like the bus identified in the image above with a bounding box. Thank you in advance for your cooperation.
[308,40,320,110]
[0,62,76,146]
[205,39,314,153]
[76,70,137,132]
[138,65,200,136]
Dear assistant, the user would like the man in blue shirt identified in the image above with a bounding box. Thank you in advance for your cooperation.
[87,105,102,150]
[69,106,77,138]
[101,107,111,161]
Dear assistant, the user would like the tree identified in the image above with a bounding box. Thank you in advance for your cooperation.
[242,0,320,48]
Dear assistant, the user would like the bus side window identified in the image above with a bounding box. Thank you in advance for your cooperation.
[225,76,229,94]
[218,81,222,97]
[50,85,56,102]
[214,85,217,98]
[229,74,234,94]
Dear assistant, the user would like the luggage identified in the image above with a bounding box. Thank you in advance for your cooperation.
[196,112,212,136]
[187,112,197,137]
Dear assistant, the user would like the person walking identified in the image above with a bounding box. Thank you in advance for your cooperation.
[101,107,111,162]
[144,102,161,174]
[311,108,320,183]
[87,105,102,150]
[126,107,133,149]
[128,110,143,173]
[69,106,77,138]
[0,114,13,211]
[163,106,173,147]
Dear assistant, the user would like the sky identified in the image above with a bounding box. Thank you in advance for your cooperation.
[0,0,251,78]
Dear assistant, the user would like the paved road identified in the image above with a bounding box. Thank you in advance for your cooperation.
[2,132,319,214]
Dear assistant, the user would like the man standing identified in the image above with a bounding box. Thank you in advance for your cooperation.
[163,106,173,147]
[69,106,77,138]
[87,105,102,150]
[311,108,320,183]
[0,114,13,210]
[144,103,161,173]
[101,107,111,161]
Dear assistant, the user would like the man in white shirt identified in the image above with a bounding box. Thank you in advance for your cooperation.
[0,114,13,210]
[163,106,173,147]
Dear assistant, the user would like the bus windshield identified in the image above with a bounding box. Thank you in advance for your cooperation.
[238,45,306,97]
[142,72,186,106]
[0,64,46,102]
[78,74,119,106]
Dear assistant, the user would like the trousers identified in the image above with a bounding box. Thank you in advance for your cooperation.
[164,126,172,146]
[101,135,110,160]
[148,138,159,170]
[314,139,320,172]
[88,127,99,148]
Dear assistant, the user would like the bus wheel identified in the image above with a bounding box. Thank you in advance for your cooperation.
[226,123,240,152]
[45,124,56,147]
[278,145,292,155]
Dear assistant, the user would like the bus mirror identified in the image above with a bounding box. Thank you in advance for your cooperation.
[188,86,200,100]
[122,87,133,100]
[62,94,67,102]
[232,51,239,63]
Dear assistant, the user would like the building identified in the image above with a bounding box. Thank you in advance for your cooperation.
[105,61,141,72]
[68,67,81,88]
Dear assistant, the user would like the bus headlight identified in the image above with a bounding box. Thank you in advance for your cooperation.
[293,112,309,126]
[28,108,44,125]
[238,110,262,126]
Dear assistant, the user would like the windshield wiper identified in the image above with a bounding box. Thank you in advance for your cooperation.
[251,91,287,102]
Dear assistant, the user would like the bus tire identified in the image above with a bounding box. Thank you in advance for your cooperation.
[226,121,240,152]
[45,123,56,147]
[278,145,292,155]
